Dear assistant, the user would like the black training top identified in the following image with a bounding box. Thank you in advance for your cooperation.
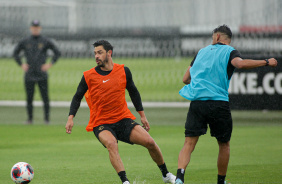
[69,66,144,117]
[13,35,61,81]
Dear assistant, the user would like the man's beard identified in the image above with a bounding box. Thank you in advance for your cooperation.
[97,57,108,67]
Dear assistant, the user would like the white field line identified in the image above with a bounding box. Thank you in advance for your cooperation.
[0,101,190,108]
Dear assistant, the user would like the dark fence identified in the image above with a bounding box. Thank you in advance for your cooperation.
[1,29,282,58]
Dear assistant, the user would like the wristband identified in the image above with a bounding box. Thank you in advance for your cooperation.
[264,59,269,66]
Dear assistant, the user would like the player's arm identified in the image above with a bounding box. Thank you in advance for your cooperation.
[137,111,150,132]
[13,40,24,65]
[47,38,61,64]
[13,40,29,72]
[124,67,150,131]
[66,75,88,134]
[124,67,144,112]
[42,39,61,71]
[231,57,278,69]
[183,66,191,84]
[183,55,197,84]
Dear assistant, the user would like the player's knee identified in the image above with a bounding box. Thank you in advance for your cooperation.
[144,137,156,149]
[105,140,118,151]
[218,141,230,151]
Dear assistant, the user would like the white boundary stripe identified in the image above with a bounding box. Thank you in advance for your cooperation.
[0,101,190,108]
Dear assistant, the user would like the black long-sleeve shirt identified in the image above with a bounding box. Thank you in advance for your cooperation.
[13,35,61,81]
[69,66,144,117]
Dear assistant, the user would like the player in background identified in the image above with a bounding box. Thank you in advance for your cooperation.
[175,25,278,184]
[65,40,176,184]
[13,20,61,124]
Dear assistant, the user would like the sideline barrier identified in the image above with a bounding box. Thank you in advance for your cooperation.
[229,57,282,110]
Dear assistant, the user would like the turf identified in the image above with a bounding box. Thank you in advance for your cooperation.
[1,56,281,183]
[0,106,281,183]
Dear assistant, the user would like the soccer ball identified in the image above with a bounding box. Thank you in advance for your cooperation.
[11,162,34,183]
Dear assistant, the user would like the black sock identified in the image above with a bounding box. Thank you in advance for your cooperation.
[218,175,226,184]
[176,168,185,182]
[118,171,129,183]
[158,163,169,177]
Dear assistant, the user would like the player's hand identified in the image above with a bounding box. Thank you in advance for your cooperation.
[41,63,53,72]
[141,116,150,132]
[268,58,278,67]
[21,63,29,72]
[65,116,74,134]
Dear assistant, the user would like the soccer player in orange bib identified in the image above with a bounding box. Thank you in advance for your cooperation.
[65,40,176,184]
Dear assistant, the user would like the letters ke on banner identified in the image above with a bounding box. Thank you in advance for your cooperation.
[229,63,282,110]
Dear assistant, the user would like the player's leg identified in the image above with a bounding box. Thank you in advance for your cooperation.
[208,101,232,184]
[175,136,199,184]
[130,125,164,164]
[97,128,129,183]
[129,125,176,183]
[98,130,125,172]
[38,79,49,123]
[178,136,199,168]
[176,101,208,184]
[217,141,230,184]
[24,80,35,124]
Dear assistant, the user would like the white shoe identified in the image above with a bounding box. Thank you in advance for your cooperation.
[163,172,176,183]
[123,181,130,184]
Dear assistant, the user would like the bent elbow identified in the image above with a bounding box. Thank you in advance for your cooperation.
[183,79,190,84]
[235,62,245,69]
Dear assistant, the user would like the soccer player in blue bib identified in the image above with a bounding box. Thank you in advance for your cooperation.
[175,25,278,184]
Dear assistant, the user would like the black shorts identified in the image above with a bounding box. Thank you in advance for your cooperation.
[93,118,139,147]
[185,100,233,142]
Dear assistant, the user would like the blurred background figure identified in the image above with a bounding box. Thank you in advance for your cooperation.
[13,20,61,124]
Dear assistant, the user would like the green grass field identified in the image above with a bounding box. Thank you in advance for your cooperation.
[0,58,190,102]
[1,57,281,183]
[0,106,281,184]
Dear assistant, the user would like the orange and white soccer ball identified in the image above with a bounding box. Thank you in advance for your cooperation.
[11,162,34,183]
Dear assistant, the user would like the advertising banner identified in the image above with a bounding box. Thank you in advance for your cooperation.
[229,61,282,110]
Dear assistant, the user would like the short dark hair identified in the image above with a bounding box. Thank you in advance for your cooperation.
[213,24,232,39]
[93,40,113,56]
